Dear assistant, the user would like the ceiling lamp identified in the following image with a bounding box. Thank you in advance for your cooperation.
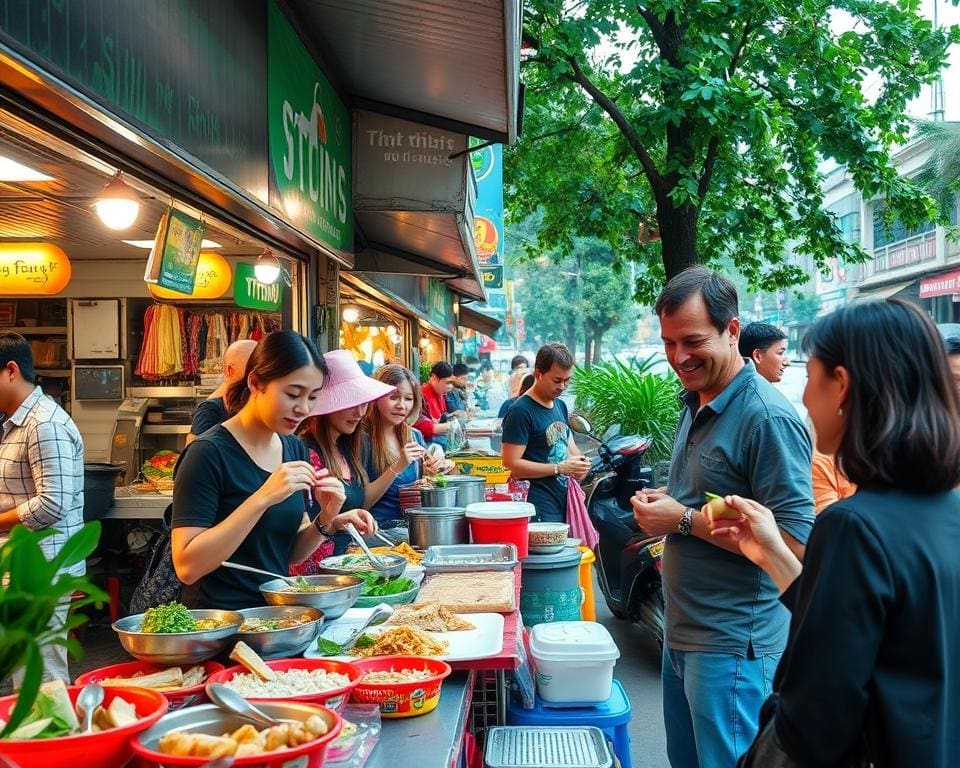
[93,172,141,230]
[342,306,360,323]
[254,251,282,284]
[0,156,54,182]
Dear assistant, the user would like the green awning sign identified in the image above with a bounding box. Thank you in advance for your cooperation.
[234,262,282,310]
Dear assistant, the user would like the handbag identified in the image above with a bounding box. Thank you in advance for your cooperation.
[129,503,183,613]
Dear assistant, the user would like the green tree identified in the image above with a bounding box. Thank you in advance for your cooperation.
[513,0,958,303]
[581,241,634,364]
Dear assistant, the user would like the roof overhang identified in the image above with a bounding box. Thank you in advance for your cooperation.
[460,305,503,336]
[287,0,521,144]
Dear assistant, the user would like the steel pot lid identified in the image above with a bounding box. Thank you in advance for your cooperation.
[405,506,466,516]
[520,545,582,568]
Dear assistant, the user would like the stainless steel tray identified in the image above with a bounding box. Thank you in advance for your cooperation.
[422,543,518,572]
[484,726,612,768]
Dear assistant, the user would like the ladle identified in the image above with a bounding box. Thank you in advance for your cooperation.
[344,522,391,570]
[221,561,298,586]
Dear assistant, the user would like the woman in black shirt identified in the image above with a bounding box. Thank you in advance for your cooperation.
[171,331,377,609]
[712,300,960,767]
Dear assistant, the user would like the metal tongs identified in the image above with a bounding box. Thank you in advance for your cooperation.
[344,522,391,571]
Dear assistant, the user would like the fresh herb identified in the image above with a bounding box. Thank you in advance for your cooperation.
[354,633,376,649]
[432,474,448,488]
[316,637,343,656]
[296,576,310,589]
[0,523,107,737]
[141,601,197,633]
[355,572,414,597]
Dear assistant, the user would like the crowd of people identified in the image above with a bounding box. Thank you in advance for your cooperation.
[3,262,960,767]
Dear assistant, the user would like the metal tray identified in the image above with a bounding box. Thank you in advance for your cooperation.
[484,726,612,768]
[422,543,518,572]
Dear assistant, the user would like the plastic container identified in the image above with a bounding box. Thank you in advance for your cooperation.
[74,659,224,710]
[519,546,583,626]
[82,462,124,521]
[466,501,535,557]
[349,655,452,718]
[529,622,620,704]
[484,726,613,768]
[578,546,597,622]
[0,686,168,768]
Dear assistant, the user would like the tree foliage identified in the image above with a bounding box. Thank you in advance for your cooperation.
[511,0,959,303]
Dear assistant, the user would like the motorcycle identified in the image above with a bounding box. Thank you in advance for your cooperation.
[569,414,666,646]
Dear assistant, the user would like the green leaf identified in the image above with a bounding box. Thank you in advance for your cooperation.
[50,522,101,572]
[0,642,41,737]
[315,637,343,656]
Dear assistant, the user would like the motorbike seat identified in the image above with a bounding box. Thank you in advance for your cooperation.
[607,435,652,455]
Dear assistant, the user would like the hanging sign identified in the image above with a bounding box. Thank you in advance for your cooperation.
[0,243,71,295]
[481,266,503,289]
[148,251,232,300]
[234,262,282,310]
[144,208,206,294]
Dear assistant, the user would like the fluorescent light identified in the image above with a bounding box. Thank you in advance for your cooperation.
[122,238,222,249]
[0,156,54,182]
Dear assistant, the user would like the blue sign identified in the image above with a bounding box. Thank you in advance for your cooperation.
[472,143,503,266]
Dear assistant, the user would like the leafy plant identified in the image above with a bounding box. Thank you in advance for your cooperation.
[571,356,682,464]
[418,362,431,384]
[0,522,106,736]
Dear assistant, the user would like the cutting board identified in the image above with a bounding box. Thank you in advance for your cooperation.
[414,571,515,613]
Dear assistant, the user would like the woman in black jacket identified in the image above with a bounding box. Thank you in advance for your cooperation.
[712,299,960,767]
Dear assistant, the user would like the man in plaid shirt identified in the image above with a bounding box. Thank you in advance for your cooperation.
[0,332,85,683]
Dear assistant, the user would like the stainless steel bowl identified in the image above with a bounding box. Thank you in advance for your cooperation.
[259,574,362,619]
[406,506,469,548]
[319,552,408,579]
[133,701,340,763]
[235,606,324,659]
[112,609,243,665]
[443,475,487,507]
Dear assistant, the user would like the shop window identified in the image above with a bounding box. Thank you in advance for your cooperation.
[872,206,934,248]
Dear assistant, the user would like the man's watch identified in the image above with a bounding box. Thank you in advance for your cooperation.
[677,507,695,536]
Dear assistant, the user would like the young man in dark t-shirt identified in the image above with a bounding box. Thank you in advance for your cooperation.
[501,344,590,522]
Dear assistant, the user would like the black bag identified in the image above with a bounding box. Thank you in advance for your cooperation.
[129,503,183,614]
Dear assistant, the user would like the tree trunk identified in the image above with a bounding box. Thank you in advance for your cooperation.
[583,324,593,369]
[656,199,700,282]
[565,316,577,360]
[592,330,603,364]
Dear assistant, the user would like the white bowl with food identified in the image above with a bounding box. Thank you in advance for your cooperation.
[527,522,571,554]
[235,606,324,659]
[259,574,362,619]
[112,605,243,665]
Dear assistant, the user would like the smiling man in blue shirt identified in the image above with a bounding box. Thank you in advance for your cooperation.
[632,267,814,768]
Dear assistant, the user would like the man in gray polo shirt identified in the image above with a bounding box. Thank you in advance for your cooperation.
[632,267,814,768]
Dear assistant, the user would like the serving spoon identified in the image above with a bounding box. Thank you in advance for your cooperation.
[316,603,394,655]
[75,682,104,733]
[205,684,297,728]
[221,561,298,586]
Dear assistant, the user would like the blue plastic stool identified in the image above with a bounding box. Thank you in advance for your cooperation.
[507,678,633,768]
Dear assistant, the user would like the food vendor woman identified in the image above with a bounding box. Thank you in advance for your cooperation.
[296,350,396,558]
[170,331,377,610]
[363,364,452,526]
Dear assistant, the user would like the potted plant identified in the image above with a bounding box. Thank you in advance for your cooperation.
[0,522,106,736]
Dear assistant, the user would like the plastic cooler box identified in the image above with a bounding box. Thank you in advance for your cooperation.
[465,501,535,558]
[529,621,620,704]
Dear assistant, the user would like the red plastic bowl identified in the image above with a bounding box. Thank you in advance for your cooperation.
[0,685,167,768]
[131,700,342,767]
[349,655,452,718]
[75,659,224,710]
[207,658,361,712]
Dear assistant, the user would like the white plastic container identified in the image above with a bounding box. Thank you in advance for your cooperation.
[529,621,620,704]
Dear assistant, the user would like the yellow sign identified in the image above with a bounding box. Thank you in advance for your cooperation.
[0,243,71,295]
[148,251,232,300]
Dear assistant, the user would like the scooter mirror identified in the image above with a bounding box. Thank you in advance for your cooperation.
[568,414,594,436]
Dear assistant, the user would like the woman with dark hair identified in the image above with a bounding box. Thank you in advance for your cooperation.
[171,331,376,610]
[711,300,960,767]
[295,350,395,560]
[362,365,450,526]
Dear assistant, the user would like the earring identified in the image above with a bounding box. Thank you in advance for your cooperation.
[838,407,843,417]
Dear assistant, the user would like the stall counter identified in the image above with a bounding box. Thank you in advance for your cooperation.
[109,488,169,519]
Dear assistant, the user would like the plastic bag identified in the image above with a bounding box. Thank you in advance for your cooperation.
[511,621,536,710]
[325,703,382,767]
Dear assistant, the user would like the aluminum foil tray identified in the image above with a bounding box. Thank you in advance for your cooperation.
[422,544,518,573]
[484,726,613,768]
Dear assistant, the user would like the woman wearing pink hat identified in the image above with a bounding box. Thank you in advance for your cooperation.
[296,350,396,559]
[363,364,452,526]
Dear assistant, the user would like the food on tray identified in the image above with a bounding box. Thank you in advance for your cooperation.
[415,571,515,613]
[240,613,315,632]
[99,664,208,691]
[322,553,405,573]
[349,626,448,658]
[140,602,227,633]
[355,572,414,597]
[353,540,424,565]
[703,492,740,528]
[361,668,435,684]
[230,641,276,682]
[387,601,475,632]
[223,666,352,698]
[158,716,330,758]
[282,576,341,593]
[0,680,137,739]
[141,450,178,491]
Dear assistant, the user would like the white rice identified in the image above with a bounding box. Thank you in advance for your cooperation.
[225,667,351,697]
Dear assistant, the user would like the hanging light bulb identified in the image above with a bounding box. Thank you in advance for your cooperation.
[387,324,398,335]
[254,251,282,284]
[342,306,360,323]
[93,172,141,230]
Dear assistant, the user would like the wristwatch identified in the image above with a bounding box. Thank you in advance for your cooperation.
[677,507,694,536]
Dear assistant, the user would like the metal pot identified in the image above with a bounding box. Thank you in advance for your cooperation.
[419,485,460,507]
[443,475,487,507]
[405,506,469,548]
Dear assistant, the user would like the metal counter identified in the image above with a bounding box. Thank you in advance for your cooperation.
[108,488,170,519]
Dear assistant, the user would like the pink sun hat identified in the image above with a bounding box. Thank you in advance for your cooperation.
[310,350,396,415]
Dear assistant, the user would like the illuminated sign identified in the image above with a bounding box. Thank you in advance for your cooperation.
[148,251,232,300]
[0,243,71,295]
